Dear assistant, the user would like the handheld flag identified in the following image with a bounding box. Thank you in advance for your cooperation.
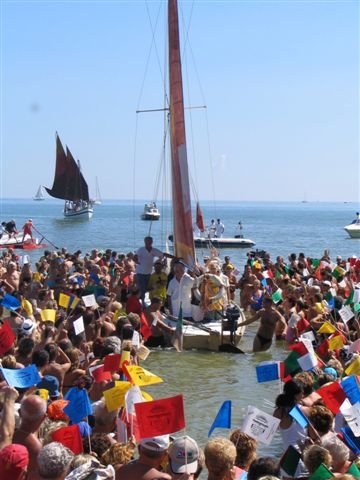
[256,361,284,383]
[208,400,232,437]
[316,382,346,414]
[289,405,309,428]
[64,387,93,424]
[52,424,83,454]
[40,309,56,323]
[280,445,301,477]
[125,365,163,387]
[317,321,336,334]
[308,463,334,480]
[1,293,21,311]
[1,364,41,389]
[135,394,185,439]
[0,320,16,356]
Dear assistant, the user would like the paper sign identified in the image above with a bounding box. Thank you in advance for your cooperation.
[135,394,185,439]
[300,331,316,344]
[137,345,150,361]
[52,424,83,454]
[340,402,360,437]
[132,330,140,348]
[339,305,355,324]
[81,294,97,307]
[40,309,56,322]
[241,405,280,445]
[103,382,132,411]
[0,320,16,355]
[125,366,163,387]
[297,352,318,371]
[1,364,41,389]
[73,316,85,335]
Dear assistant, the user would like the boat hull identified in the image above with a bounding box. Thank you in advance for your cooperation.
[141,213,160,221]
[166,310,246,352]
[194,237,255,248]
[344,225,360,238]
[33,198,45,201]
[64,207,93,219]
[0,233,36,249]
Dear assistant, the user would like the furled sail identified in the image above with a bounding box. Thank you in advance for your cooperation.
[168,0,195,268]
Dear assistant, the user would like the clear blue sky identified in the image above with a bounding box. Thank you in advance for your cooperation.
[1,0,359,202]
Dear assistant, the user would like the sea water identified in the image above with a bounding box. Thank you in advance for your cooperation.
[0,199,359,462]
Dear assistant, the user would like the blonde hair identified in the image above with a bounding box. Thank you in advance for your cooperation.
[205,437,236,479]
[101,441,135,466]
[39,418,68,445]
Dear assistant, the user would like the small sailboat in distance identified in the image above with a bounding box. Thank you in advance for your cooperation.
[33,185,45,201]
[91,176,102,205]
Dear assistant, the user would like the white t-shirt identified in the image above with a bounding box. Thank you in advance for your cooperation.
[135,247,163,275]
[167,273,194,317]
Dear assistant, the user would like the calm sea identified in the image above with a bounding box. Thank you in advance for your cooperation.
[1,199,359,464]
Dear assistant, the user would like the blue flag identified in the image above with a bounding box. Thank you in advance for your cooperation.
[341,426,360,455]
[256,362,280,382]
[90,272,100,285]
[1,364,41,389]
[289,405,309,429]
[1,293,21,311]
[341,376,360,405]
[64,387,93,424]
[208,400,232,437]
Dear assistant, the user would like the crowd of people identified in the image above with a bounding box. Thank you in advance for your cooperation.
[0,237,359,479]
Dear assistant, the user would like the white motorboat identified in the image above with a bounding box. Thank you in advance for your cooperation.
[141,202,160,221]
[344,212,360,239]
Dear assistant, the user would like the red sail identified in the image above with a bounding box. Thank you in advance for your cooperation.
[196,202,206,232]
[168,0,195,268]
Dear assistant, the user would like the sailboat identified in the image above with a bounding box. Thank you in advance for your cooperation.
[33,185,45,201]
[45,133,94,219]
[91,177,102,205]
[160,0,246,351]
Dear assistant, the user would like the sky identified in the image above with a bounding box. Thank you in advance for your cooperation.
[1,0,359,203]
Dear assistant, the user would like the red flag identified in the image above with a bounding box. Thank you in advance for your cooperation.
[297,318,310,334]
[316,382,347,415]
[316,339,330,361]
[196,202,205,232]
[103,353,121,372]
[288,342,308,356]
[140,312,152,341]
[134,395,185,439]
[52,424,83,454]
[91,365,112,383]
[0,320,16,355]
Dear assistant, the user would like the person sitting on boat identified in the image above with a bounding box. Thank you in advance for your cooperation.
[167,260,194,320]
[21,219,34,242]
[144,296,176,348]
[193,260,225,321]
[215,218,225,238]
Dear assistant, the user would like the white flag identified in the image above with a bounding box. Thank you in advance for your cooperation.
[73,316,85,335]
[82,294,97,307]
[241,406,280,445]
[339,305,354,324]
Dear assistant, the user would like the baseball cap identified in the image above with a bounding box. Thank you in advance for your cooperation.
[21,318,35,335]
[140,435,170,452]
[169,435,199,474]
[37,375,60,398]
[0,443,29,480]
[322,280,332,287]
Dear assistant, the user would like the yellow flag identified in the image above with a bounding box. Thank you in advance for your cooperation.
[328,335,345,350]
[32,272,41,282]
[40,309,56,323]
[317,321,336,334]
[36,389,49,401]
[126,365,163,387]
[120,350,131,368]
[103,381,131,412]
[22,298,33,316]
[345,357,360,376]
[58,293,70,309]
[70,296,81,310]
[141,390,153,402]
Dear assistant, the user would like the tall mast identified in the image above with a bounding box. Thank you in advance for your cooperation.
[168,0,195,268]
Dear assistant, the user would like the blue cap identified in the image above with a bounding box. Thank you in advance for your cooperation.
[323,367,337,379]
[36,375,60,398]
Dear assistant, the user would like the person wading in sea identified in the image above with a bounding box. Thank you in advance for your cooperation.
[237,296,287,352]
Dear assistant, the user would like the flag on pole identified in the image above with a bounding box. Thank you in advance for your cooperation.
[208,401,232,437]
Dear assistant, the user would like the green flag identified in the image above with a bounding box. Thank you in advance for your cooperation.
[311,258,320,268]
[346,291,354,305]
[272,289,283,304]
[280,445,301,476]
[347,463,360,478]
[284,350,301,376]
[354,303,360,313]
[309,463,334,480]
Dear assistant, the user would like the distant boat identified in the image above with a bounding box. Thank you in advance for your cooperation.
[344,212,360,239]
[33,185,45,201]
[45,133,93,219]
[91,176,102,205]
[141,202,160,221]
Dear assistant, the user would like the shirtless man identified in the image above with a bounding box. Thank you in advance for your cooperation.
[1,261,20,293]
[237,297,287,352]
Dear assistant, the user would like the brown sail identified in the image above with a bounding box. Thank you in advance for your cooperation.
[45,133,90,202]
[168,0,196,268]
